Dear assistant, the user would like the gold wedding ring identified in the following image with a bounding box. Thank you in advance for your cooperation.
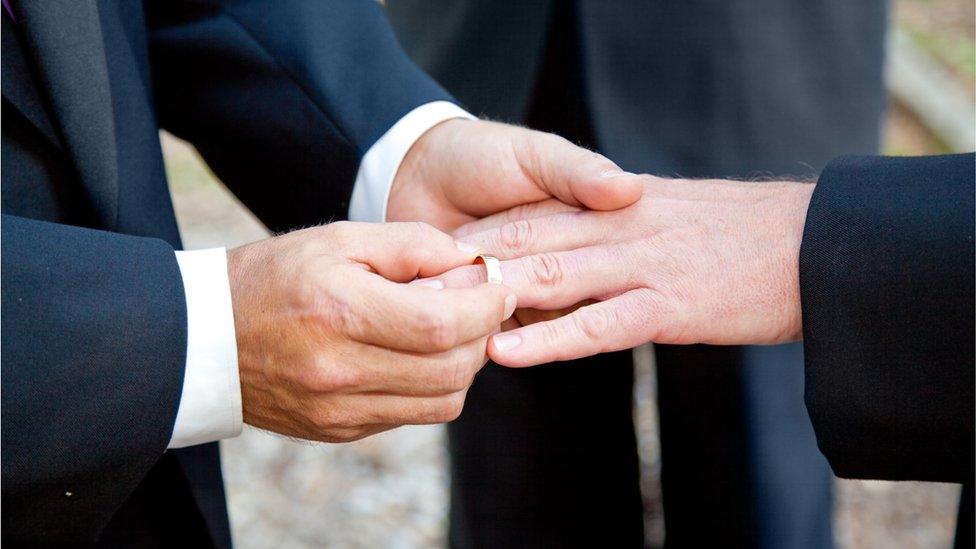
[474,255,503,285]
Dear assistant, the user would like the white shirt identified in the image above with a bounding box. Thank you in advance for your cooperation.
[168,101,475,448]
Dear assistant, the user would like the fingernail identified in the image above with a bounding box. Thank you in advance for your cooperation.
[456,241,480,254]
[413,278,444,290]
[503,294,517,318]
[492,332,522,352]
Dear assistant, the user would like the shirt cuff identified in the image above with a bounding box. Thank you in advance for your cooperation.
[169,248,243,449]
[348,101,476,222]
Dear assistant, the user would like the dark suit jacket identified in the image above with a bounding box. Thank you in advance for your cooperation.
[1,1,450,546]
[388,0,888,178]
[802,153,975,484]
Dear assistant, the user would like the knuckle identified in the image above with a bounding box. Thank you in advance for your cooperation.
[589,151,618,170]
[310,406,340,431]
[319,362,363,393]
[328,220,355,241]
[575,307,613,341]
[446,396,466,422]
[526,252,564,286]
[408,221,439,240]
[633,287,681,342]
[327,427,368,443]
[418,311,459,351]
[436,394,466,423]
[499,219,533,252]
[293,279,317,309]
[319,293,361,337]
[295,359,335,393]
[293,238,322,263]
[445,349,478,392]
[407,245,436,267]
[403,222,445,259]
[300,355,365,395]
[505,202,536,223]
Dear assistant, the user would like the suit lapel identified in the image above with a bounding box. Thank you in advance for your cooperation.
[2,12,62,148]
[13,0,119,228]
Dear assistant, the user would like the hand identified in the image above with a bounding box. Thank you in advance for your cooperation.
[227,221,516,442]
[387,118,644,231]
[423,178,816,367]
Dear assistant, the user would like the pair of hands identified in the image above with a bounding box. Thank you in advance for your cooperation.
[227,119,643,442]
[228,118,815,443]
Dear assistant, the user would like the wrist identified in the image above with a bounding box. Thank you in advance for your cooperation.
[225,242,263,425]
[779,182,816,341]
[226,244,254,345]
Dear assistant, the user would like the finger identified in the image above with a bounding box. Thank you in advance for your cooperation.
[457,210,624,260]
[309,424,395,444]
[342,336,490,396]
[518,131,644,211]
[342,270,516,352]
[331,221,481,282]
[308,390,470,442]
[488,289,659,367]
[452,198,580,239]
[513,302,592,326]
[323,390,470,428]
[418,244,642,310]
[497,304,593,340]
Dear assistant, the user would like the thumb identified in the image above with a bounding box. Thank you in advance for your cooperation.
[523,130,644,211]
[338,221,481,282]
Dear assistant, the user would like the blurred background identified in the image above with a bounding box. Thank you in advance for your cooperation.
[161,1,974,547]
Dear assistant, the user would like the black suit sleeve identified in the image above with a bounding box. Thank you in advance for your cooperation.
[799,153,975,483]
[145,0,454,232]
[0,214,187,543]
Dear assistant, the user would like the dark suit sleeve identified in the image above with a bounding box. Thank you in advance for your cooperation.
[799,153,975,483]
[145,0,454,232]
[0,214,187,543]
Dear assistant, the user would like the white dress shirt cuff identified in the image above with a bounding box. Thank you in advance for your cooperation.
[169,248,243,449]
[348,101,476,222]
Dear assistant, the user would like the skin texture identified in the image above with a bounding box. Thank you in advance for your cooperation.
[227,119,643,442]
[421,177,816,367]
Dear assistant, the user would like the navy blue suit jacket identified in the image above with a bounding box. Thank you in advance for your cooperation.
[802,153,975,484]
[1,1,450,546]
[803,153,975,548]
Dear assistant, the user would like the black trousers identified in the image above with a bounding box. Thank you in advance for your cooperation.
[446,3,834,548]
